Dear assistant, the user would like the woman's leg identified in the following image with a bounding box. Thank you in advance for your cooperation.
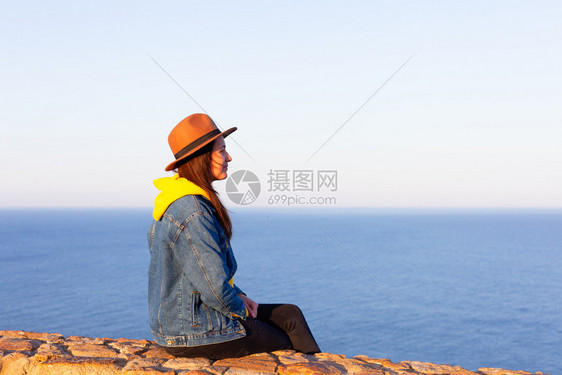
[256,304,321,354]
[164,303,320,359]
[164,317,293,359]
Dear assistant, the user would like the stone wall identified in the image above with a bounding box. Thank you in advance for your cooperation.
[0,330,548,375]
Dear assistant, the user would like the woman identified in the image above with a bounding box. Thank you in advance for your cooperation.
[147,113,320,359]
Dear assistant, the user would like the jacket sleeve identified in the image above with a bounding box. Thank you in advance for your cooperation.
[233,284,245,296]
[172,210,246,319]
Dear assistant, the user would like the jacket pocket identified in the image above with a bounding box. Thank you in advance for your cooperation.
[190,292,200,328]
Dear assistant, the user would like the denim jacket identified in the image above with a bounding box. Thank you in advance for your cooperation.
[147,194,247,347]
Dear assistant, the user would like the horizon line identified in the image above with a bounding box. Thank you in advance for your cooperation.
[1,206,562,211]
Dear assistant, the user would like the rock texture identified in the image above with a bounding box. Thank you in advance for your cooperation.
[0,330,548,375]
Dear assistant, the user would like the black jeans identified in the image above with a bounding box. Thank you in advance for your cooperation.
[164,304,321,359]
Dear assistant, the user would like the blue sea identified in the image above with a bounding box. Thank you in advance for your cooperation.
[0,208,560,374]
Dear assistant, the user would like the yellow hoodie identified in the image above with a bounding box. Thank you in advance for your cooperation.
[152,174,210,221]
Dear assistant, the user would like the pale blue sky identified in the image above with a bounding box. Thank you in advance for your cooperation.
[1,1,561,207]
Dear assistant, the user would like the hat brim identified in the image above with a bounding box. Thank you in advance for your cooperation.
[165,127,237,171]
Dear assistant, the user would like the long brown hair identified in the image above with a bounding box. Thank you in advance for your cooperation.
[175,141,233,239]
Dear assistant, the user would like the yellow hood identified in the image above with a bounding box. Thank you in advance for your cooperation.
[152,174,210,220]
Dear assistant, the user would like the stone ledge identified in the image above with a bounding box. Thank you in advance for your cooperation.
[0,330,548,375]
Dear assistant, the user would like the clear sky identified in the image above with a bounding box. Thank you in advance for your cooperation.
[1,1,561,208]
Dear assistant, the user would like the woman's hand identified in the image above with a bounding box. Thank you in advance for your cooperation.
[239,294,259,318]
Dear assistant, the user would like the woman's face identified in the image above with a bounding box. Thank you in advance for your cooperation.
[210,136,232,181]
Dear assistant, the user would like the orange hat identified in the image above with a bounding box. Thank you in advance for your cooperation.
[165,113,237,171]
